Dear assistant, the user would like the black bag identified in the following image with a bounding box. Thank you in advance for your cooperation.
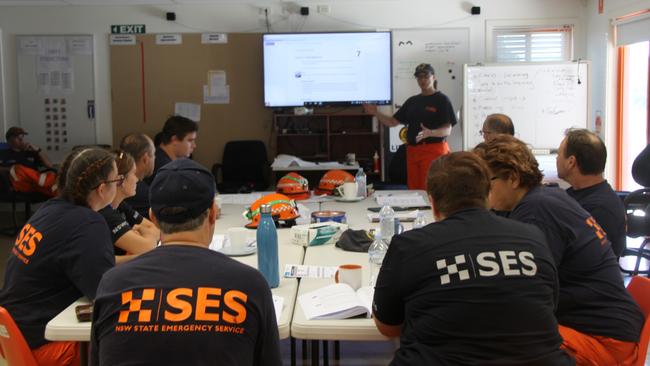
[335,229,373,252]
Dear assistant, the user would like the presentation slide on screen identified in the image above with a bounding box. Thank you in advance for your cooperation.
[264,33,391,107]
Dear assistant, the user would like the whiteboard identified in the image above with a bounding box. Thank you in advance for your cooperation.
[463,62,590,150]
[391,28,470,153]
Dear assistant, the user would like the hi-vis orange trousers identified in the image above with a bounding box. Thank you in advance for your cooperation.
[406,141,450,190]
[559,325,639,365]
[9,164,57,197]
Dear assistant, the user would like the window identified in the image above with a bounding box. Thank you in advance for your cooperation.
[494,26,573,62]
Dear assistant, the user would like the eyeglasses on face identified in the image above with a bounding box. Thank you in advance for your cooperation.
[479,130,493,136]
[93,174,125,189]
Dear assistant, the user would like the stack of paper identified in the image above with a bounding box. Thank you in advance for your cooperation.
[375,193,428,207]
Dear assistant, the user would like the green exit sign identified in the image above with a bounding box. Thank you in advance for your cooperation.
[111,24,146,34]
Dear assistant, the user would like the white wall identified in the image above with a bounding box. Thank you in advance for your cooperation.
[0,0,586,145]
[584,0,649,183]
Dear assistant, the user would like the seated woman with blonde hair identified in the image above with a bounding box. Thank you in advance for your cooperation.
[99,150,159,264]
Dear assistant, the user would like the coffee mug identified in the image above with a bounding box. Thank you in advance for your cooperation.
[346,153,356,164]
[336,182,358,200]
[334,264,363,290]
[227,227,250,250]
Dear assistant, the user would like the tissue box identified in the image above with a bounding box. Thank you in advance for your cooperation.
[290,222,348,247]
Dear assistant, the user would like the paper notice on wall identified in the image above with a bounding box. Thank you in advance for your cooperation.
[42,37,67,57]
[67,36,93,55]
[201,33,228,44]
[174,102,201,122]
[37,55,74,95]
[19,37,41,55]
[204,70,230,104]
[203,85,230,104]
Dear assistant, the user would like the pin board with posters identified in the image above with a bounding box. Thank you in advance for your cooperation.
[463,61,590,150]
[16,35,96,163]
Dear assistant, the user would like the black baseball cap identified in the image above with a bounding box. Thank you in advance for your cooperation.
[149,159,216,224]
[414,63,435,76]
[6,127,27,141]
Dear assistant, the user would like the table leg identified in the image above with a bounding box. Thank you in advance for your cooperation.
[302,340,308,361]
[291,337,296,366]
[80,342,89,366]
[311,340,319,366]
[322,340,329,366]
[334,340,340,360]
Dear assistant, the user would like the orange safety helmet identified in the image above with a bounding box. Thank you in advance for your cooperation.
[276,172,310,200]
[314,170,355,196]
[243,193,300,229]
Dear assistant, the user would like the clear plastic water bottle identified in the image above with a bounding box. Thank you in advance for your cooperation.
[257,204,279,288]
[379,204,395,242]
[412,210,427,229]
[355,168,367,198]
[368,229,389,287]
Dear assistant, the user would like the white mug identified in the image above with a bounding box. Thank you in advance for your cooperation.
[227,227,250,250]
[335,264,363,290]
[336,182,358,200]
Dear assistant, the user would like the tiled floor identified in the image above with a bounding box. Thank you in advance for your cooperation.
[0,211,648,365]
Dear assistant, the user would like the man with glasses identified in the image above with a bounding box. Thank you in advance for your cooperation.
[480,113,514,142]
[363,63,457,190]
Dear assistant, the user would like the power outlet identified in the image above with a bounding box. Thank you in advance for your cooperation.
[317,5,330,14]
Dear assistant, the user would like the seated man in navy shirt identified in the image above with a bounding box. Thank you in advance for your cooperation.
[120,133,156,218]
[373,151,574,366]
[556,128,626,256]
[145,115,198,186]
[475,135,643,366]
[91,159,281,366]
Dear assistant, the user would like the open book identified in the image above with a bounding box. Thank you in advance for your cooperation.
[298,284,374,320]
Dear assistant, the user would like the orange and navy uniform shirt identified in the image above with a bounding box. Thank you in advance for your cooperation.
[90,245,282,366]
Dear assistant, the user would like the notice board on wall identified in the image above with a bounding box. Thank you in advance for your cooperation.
[109,33,273,169]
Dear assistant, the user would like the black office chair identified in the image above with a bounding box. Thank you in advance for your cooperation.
[621,189,650,276]
[212,140,271,193]
[620,144,650,276]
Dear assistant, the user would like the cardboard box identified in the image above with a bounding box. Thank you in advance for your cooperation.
[290,222,348,247]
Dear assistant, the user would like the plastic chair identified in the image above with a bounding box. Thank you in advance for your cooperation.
[626,276,650,365]
[0,306,39,366]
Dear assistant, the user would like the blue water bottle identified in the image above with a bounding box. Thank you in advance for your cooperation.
[257,204,280,288]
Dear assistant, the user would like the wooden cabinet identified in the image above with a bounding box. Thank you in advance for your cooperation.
[274,113,383,176]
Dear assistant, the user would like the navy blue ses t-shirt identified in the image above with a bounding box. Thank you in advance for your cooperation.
[393,92,457,145]
[91,245,282,366]
[510,185,643,342]
[373,208,573,366]
[143,147,173,186]
[99,201,145,255]
[566,180,626,257]
[0,198,115,348]
[125,180,151,219]
[0,149,42,170]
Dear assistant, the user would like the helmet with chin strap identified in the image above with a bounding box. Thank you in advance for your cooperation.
[243,193,300,228]
[314,170,354,196]
[276,172,310,200]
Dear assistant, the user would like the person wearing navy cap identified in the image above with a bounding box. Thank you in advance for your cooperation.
[363,63,457,190]
[91,159,282,366]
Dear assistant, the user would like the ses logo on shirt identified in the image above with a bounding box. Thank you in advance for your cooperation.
[436,250,537,285]
[12,223,43,264]
[115,287,249,335]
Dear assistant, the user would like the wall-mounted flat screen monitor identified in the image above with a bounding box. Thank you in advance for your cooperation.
[263,31,392,107]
